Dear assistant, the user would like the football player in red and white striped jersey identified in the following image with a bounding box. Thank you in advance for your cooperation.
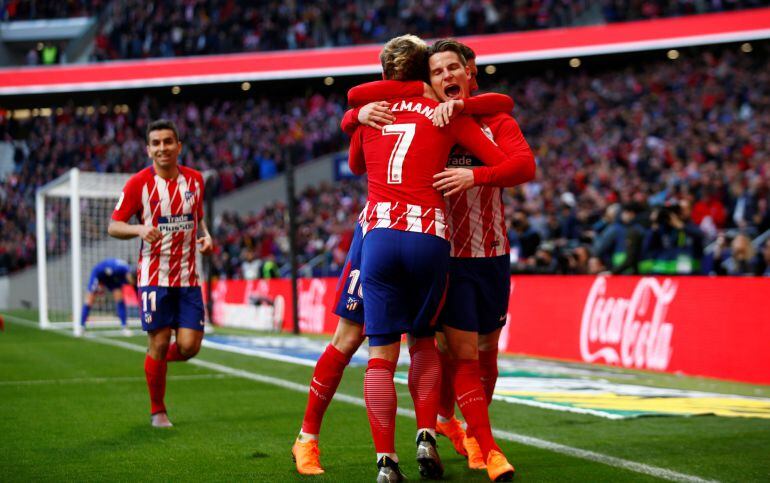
[342,40,532,481]
[108,119,213,428]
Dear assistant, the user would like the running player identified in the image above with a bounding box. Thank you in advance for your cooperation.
[345,39,534,481]
[81,257,135,335]
[108,119,213,428]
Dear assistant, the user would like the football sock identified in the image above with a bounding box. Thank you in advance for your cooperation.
[408,337,441,430]
[364,358,397,454]
[80,304,90,327]
[116,301,127,328]
[479,348,499,405]
[144,355,167,415]
[454,358,500,459]
[297,431,318,442]
[301,344,352,435]
[437,349,456,419]
[165,342,190,362]
[376,453,399,464]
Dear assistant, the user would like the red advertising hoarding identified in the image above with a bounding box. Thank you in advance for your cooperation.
[210,276,770,385]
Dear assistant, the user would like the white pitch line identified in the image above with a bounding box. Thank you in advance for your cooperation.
[4,315,717,483]
[0,374,230,386]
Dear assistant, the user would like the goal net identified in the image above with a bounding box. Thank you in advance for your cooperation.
[36,169,142,336]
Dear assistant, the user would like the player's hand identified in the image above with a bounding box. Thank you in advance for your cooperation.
[433,168,475,197]
[138,225,162,244]
[197,234,213,255]
[358,101,394,129]
[432,100,464,127]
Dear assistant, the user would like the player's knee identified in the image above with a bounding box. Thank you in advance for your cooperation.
[331,331,364,357]
[178,342,201,359]
[149,341,170,359]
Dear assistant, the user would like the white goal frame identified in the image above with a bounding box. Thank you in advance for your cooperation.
[36,168,139,336]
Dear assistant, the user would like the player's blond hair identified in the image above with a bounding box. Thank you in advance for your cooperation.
[379,34,428,81]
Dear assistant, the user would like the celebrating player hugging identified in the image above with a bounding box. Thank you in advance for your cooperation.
[293,34,534,483]
[108,119,214,428]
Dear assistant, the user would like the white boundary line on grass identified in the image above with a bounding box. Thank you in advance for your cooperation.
[0,374,230,386]
[5,316,717,483]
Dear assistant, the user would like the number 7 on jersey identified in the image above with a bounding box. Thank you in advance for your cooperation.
[383,123,415,184]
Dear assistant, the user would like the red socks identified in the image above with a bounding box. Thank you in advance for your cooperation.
[165,342,190,362]
[408,338,441,429]
[301,344,352,435]
[144,355,167,415]
[454,358,500,458]
[479,348,499,405]
[437,350,456,419]
[364,358,397,453]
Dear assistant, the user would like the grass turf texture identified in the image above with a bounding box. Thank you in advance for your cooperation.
[1,309,769,482]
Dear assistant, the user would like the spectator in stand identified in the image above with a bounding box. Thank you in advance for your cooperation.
[241,249,261,280]
[642,202,705,274]
[4,42,770,276]
[509,211,541,269]
[712,233,758,275]
[754,239,770,276]
[593,202,645,275]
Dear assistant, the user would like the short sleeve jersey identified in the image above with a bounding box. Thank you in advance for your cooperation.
[112,165,205,287]
[349,97,511,240]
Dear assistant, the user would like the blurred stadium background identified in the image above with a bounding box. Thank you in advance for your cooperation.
[1,1,770,481]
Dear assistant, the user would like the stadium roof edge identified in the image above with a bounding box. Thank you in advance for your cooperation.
[1,8,769,95]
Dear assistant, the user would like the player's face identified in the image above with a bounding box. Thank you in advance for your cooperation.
[428,51,471,102]
[467,58,479,93]
[146,129,181,169]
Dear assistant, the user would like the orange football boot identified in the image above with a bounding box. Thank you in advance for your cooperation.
[292,438,325,475]
[486,449,515,481]
[436,416,468,456]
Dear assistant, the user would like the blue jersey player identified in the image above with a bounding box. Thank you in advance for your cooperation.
[82,258,135,333]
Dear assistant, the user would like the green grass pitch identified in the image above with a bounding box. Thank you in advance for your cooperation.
[1,309,769,482]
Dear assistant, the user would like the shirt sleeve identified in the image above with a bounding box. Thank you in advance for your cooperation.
[112,175,142,222]
[448,115,509,167]
[348,127,367,176]
[340,107,361,136]
[348,80,423,107]
[471,115,536,187]
[197,173,205,221]
[462,93,514,116]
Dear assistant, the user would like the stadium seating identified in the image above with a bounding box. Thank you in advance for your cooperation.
[2,42,769,276]
[4,1,767,62]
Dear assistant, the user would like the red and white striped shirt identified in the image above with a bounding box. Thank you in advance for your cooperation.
[447,114,534,258]
[360,201,448,240]
[348,97,514,242]
[112,165,205,287]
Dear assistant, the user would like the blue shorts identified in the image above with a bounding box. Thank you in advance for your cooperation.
[439,255,510,335]
[361,228,450,346]
[139,286,205,332]
[88,272,125,292]
[332,224,365,325]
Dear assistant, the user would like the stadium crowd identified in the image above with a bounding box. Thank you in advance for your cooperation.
[3,0,767,60]
[2,43,770,277]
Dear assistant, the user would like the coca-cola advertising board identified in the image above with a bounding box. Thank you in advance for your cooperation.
[210,276,770,384]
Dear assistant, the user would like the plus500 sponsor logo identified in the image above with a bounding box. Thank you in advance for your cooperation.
[580,277,676,371]
[158,214,194,233]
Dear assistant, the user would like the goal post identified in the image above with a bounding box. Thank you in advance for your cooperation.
[36,168,140,336]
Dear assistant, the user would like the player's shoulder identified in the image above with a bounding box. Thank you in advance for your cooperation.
[179,165,204,182]
[126,166,155,184]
